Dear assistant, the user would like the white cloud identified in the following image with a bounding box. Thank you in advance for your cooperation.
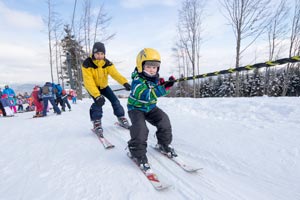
[0,1,49,84]
[0,41,51,84]
[120,0,178,8]
[0,1,43,29]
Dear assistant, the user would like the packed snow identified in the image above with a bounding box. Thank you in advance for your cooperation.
[1,97,300,200]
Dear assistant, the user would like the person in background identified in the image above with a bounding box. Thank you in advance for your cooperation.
[2,85,15,97]
[1,94,14,117]
[81,42,131,135]
[10,96,17,113]
[40,82,61,117]
[31,85,43,117]
[0,88,6,116]
[16,95,24,112]
[61,88,71,111]
[53,83,64,111]
[2,85,17,113]
[23,92,30,104]
[127,48,177,170]
[70,89,77,104]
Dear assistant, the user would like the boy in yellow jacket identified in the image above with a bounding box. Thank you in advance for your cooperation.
[82,42,131,135]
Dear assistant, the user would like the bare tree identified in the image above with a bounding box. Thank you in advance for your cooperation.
[282,0,300,96]
[220,0,271,96]
[288,0,300,57]
[264,0,289,95]
[53,20,63,85]
[177,0,206,98]
[44,0,64,84]
[82,0,91,54]
[81,0,115,55]
[45,0,55,83]
[267,0,289,60]
[93,3,115,43]
[172,46,187,97]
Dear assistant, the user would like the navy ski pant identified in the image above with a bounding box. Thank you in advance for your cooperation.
[42,97,61,116]
[90,86,125,121]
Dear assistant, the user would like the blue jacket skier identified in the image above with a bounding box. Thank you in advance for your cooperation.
[39,82,61,116]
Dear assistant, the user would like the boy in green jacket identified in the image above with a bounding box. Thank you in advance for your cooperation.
[127,48,177,170]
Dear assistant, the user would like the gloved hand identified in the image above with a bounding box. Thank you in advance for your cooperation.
[165,76,176,90]
[158,78,165,85]
[160,76,175,90]
[95,95,105,106]
[123,83,131,91]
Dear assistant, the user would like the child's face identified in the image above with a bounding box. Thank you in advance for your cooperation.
[94,52,105,60]
[143,65,158,76]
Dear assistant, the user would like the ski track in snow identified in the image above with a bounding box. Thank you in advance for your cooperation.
[1,97,300,200]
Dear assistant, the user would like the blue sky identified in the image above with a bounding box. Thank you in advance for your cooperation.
[0,0,283,85]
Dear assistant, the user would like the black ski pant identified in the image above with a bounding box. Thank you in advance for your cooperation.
[62,96,71,110]
[0,101,6,116]
[56,96,65,111]
[128,107,172,158]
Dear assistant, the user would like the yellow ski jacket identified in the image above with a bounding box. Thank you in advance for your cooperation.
[82,57,128,98]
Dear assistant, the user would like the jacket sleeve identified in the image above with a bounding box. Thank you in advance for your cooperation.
[131,78,168,102]
[12,89,16,97]
[56,85,63,95]
[107,64,128,86]
[81,65,101,98]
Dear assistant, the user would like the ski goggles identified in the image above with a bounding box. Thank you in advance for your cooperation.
[144,61,160,67]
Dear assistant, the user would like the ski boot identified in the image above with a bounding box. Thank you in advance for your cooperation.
[117,116,130,129]
[156,144,178,158]
[33,111,43,118]
[133,154,150,171]
[93,120,103,137]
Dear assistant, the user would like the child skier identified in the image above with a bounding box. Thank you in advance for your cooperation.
[127,48,177,170]
[1,94,14,117]
[2,85,17,113]
[17,96,24,112]
[81,42,131,135]
[61,89,71,111]
[31,85,43,117]
[70,90,77,104]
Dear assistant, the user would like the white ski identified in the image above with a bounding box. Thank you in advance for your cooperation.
[152,145,202,172]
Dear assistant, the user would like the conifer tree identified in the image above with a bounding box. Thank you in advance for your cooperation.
[60,25,85,99]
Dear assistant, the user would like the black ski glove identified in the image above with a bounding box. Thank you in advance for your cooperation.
[123,83,131,91]
[95,95,105,106]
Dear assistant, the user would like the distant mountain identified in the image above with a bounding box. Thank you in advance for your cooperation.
[0,83,43,95]
[0,82,129,96]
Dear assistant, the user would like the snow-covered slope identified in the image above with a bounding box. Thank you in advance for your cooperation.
[1,97,300,200]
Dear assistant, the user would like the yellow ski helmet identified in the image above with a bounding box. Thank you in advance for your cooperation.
[136,48,161,73]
